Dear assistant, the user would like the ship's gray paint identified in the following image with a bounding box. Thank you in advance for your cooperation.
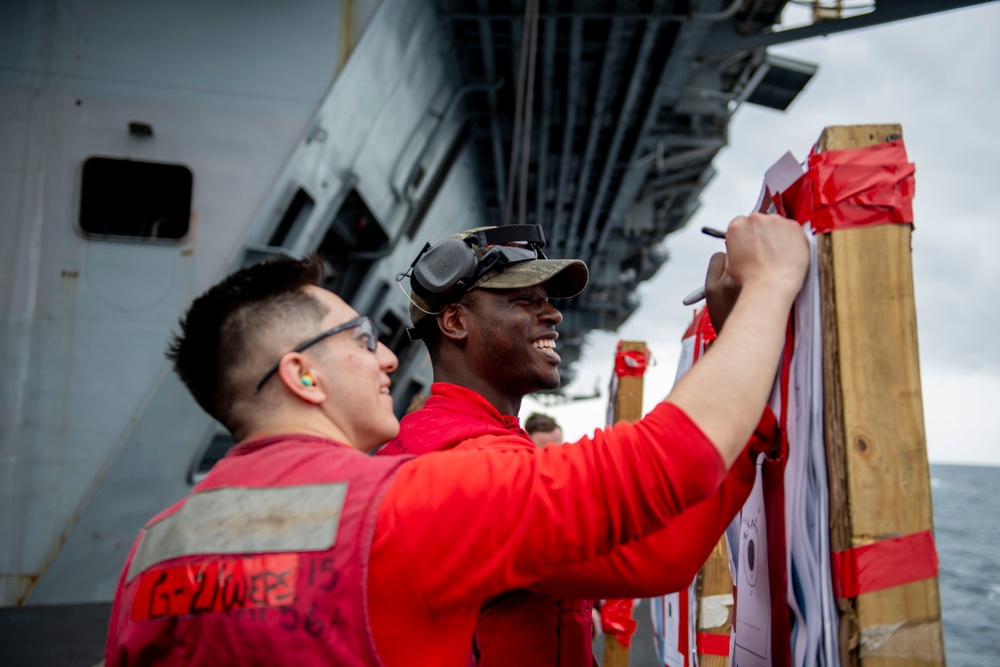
[1,0,488,605]
[1,0,984,607]
[0,0,337,603]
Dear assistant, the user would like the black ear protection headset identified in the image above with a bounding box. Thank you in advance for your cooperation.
[397,225,547,305]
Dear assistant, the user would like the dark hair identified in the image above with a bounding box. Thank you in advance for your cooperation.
[415,289,481,364]
[166,254,326,427]
[413,315,443,362]
[524,412,560,435]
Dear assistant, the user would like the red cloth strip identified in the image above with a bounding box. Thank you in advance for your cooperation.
[682,307,702,340]
[781,140,915,234]
[694,307,716,355]
[831,529,939,598]
[678,587,689,666]
[761,315,795,667]
[696,632,730,657]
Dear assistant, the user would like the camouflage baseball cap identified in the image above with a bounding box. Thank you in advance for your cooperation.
[407,226,589,331]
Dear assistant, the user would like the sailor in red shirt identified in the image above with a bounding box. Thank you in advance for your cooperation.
[384,224,778,666]
[105,212,807,666]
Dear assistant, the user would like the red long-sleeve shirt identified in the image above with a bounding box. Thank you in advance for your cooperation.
[381,383,759,666]
[368,399,726,666]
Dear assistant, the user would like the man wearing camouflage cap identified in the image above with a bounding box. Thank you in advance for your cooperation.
[382,222,780,667]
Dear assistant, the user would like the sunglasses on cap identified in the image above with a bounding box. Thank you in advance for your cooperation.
[397,224,547,306]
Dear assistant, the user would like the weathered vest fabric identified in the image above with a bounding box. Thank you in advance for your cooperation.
[109,436,410,667]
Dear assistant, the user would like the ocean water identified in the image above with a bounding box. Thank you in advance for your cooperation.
[932,463,1000,667]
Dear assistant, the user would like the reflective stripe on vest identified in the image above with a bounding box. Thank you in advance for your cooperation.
[127,483,349,582]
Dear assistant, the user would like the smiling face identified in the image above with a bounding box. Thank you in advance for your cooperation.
[461,284,564,401]
[301,286,400,451]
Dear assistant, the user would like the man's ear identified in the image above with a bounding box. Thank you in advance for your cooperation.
[277,353,327,405]
[437,303,468,342]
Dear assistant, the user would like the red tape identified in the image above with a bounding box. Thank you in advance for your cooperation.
[682,308,703,340]
[614,345,649,378]
[831,530,939,598]
[600,598,637,647]
[682,308,716,363]
[696,632,730,657]
[781,140,915,234]
[693,307,716,359]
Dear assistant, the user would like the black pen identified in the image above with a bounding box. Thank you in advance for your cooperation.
[683,227,727,304]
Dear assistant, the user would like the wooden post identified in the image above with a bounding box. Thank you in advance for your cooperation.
[611,341,646,425]
[694,536,733,667]
[603,340,647,667]
[603,633,630,667]
[818,125,945,666]
[694,535,733,667]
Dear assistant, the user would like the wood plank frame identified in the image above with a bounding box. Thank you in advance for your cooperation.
[818,125,945,666]
[694,536,733,667]
[603,341,647,667]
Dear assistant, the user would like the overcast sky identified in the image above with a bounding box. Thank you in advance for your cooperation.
[523,2,1000,466]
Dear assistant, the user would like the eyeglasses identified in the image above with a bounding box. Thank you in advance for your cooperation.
[253,316,378,394]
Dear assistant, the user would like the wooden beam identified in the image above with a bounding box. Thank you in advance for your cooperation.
[604,341,647,667]
[695,536,733,667]
[604,634,630,667]
[611,341,647,425]
[818,125,944,666]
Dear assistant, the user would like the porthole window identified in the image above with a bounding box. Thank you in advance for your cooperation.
[79,157,193,241]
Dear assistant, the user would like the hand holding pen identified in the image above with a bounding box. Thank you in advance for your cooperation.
[681,227,727,305]
[683,215,808,337]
